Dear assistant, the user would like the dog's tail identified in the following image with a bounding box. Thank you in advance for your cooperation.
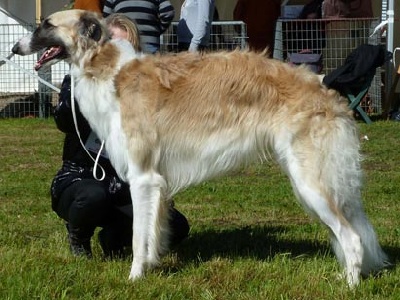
[278,95,389,282]
[321,110,389,276]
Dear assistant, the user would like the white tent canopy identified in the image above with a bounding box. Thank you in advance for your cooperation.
[0,0,68,24]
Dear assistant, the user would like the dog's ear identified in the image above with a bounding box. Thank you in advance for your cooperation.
[79,16,103,42]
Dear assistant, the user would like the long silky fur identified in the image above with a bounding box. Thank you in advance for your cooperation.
[12,9,390,286]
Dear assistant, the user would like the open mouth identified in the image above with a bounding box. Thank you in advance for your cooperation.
[35,46,66,71]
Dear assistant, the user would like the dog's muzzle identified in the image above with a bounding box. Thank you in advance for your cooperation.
[12,34,34,56]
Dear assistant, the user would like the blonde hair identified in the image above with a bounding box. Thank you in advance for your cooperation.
[105,13,142,52]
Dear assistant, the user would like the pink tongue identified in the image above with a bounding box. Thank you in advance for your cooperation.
[34,46,62,70]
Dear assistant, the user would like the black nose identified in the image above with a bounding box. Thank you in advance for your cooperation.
[12,43,20,54]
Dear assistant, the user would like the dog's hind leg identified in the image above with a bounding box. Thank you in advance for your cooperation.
[275,116,387,286]
[128,171,170,281]
[286,172,363,286]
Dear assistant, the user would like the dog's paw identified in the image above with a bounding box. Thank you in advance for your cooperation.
[346,272,360,288]
[335,270,360,287]
[128,263,145,281]
[128,270,143,281]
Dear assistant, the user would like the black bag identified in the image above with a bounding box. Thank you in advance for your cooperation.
[323,44,392,94]
[289,51,323,74]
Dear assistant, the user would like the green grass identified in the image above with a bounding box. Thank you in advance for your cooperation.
[0,118,399,299]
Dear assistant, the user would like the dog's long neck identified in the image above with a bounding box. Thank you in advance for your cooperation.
[70,40,141,181]
[71,39,140,129]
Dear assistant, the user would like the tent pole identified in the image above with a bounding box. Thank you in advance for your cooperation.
[383,0,395,116]
[35,0,41,25]
[387,0,394,53]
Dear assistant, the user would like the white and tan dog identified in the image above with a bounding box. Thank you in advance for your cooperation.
[12,10,389,286]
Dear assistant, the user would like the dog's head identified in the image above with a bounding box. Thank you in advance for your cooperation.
[12,10,109,70]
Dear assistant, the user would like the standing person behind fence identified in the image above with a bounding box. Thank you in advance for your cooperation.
[73,0,104,13]
[322,0,373,18]
[51,15,189,259]
[107,13,142,51]
[177,0,215,52]
[233,0,281,55]
[103,0,175,54]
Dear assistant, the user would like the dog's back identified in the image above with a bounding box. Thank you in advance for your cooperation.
[115,51,352,192]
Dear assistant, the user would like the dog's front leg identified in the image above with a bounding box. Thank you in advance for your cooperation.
[128,171,169,281]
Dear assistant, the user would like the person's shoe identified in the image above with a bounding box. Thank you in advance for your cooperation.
[98,226,125,259]
[112,203,190,248]
[66,223,92,258]
[169,207,190,247]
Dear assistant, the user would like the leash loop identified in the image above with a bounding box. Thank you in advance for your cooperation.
[70,74,106,181]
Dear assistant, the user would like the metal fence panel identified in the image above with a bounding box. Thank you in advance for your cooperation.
[161,21,247,52]
[0,21,247,118]
[4,19,385,117]
[0,24,69,118]
[274,18,383,114]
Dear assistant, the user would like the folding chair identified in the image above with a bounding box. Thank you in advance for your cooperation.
[323,44,392,124]
[341,72,375,124]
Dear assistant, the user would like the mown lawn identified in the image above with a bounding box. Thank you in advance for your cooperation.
[0,118,399,299]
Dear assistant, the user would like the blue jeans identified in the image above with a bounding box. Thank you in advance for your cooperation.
[143,43,159,54]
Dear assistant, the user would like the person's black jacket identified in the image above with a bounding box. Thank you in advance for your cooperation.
[51,75,130,211]
[323,44,392,95]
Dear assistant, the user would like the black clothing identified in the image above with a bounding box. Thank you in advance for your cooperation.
[51,75,131,223]
[323,44,392,95]
[51,75,124,207]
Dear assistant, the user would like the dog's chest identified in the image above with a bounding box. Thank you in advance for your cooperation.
[74,76,117,130]
[74,76,130,179]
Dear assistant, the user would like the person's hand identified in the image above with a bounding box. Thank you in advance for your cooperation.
[188,43,199,52]
[108,176,123,194]
[59,75,72,108]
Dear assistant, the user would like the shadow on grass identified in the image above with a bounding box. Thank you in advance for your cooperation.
[171,225,400,274]
[384,246,400,265]
[174,225,331,263]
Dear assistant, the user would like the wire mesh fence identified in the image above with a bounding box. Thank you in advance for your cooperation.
[0,21,247,118]
[274,17,384,114]
[1,18,386,118]
[0,24,69,118]
[161,21,247,52]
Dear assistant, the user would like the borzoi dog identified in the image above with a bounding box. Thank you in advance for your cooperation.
[12,9,389,286]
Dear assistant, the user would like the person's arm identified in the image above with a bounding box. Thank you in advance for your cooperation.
[189,0,213,52]
[54,75,86,133]
[159,0,175,33]
[102,0,114,17]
